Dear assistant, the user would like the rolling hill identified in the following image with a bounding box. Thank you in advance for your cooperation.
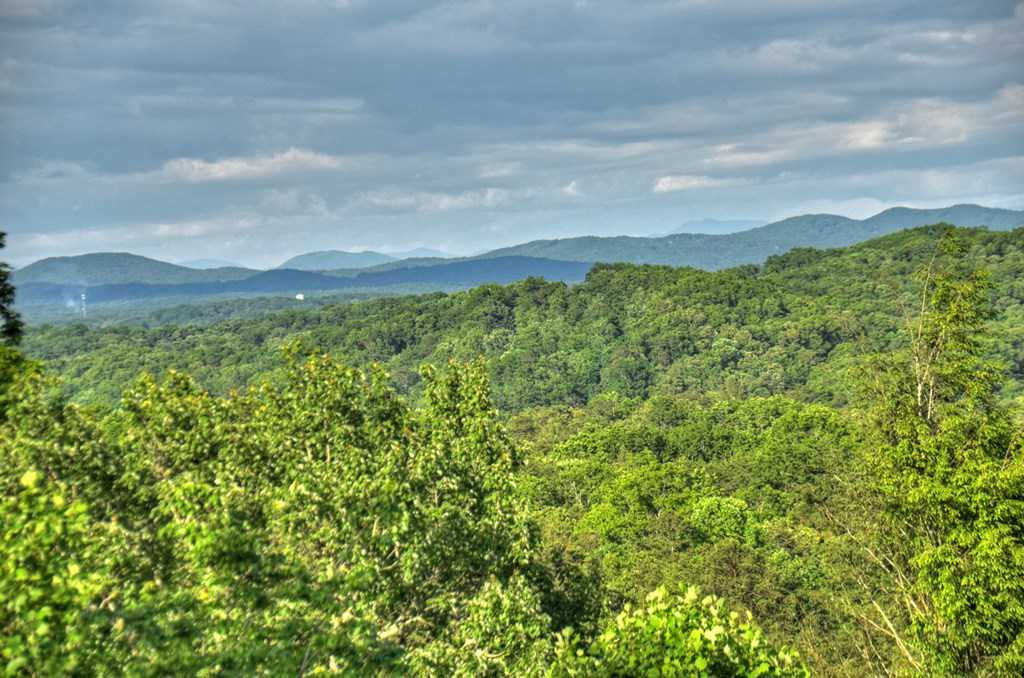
[13,252,258,286]
[479,204,1024,268]
[276,250,396,270]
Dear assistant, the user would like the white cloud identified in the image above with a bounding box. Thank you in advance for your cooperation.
[765,155,1024,220]
[15,214,261,257]
[8,148,356,187]
[653,175,745,193]
[480,139,662,163]
[12,160,91,182]
[747,38,858,73]
[125,94,365,121]
[0,0,63,17]
[362,187,513,212]
[703,145,792,169]
[259,188,330,217]
[702,84,1024,170]
[774,197,901,220]
[562,180,580,197]
[478,162,522,179]
[158,147,349,183]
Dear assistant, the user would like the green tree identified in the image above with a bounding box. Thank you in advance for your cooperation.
[862,236,1024,675]
[549,585,808,677]
[0,353,551,674]
[0,469,110,676]
[0,232,22,346]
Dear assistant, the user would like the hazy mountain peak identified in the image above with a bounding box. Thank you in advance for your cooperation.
[13,252,256,286]
[276,250,397,271]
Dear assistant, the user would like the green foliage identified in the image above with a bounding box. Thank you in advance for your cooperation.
[0,347,39,422]
[0,470,108,676]
[862,234,1024,675]
[689,497,751,543]
[0,233,22,345]
[0,352,547,674]
[18,288,405,328]
[521,395,855,670]
[550,585,808,677]
[5,225,1024,675]
[410,575,553,677]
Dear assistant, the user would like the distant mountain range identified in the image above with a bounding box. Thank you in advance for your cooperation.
[276,248,452,270]
[13,252,258,286]
[276,250,398,270]
[16,257,592,306]
[13,204,1024,308]
[481,204,1024,268]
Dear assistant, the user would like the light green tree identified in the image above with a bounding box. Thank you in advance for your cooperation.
[549,585,808,677]
[0,353,550,675]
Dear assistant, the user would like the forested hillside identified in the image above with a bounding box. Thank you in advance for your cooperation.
[18,289,416,329]
[4,225,1023,676]
[24,225,1024,409]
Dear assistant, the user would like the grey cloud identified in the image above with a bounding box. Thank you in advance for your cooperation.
[1,0,1022,266]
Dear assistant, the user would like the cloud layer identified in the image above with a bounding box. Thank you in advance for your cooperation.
[1,0,1022,266]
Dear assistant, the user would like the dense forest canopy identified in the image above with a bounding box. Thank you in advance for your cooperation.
[3,225,1023,676]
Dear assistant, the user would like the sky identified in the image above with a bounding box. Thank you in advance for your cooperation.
[1,0,1023,268]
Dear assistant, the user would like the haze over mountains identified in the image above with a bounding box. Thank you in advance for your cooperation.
[179,258,244,270]
[277,250,398,271]
[666,218,765,235]
[276,248,453,271]
[13,204,1024,310]
[16,257,592,306]
[387,248,451,260]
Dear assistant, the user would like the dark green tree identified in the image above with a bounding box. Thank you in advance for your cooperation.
[0,232,22,346]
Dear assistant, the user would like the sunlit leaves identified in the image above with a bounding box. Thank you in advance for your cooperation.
[550,585,808,677]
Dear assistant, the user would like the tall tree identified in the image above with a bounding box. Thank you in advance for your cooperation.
[863,233,1024,675]
[0,232,23,345]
